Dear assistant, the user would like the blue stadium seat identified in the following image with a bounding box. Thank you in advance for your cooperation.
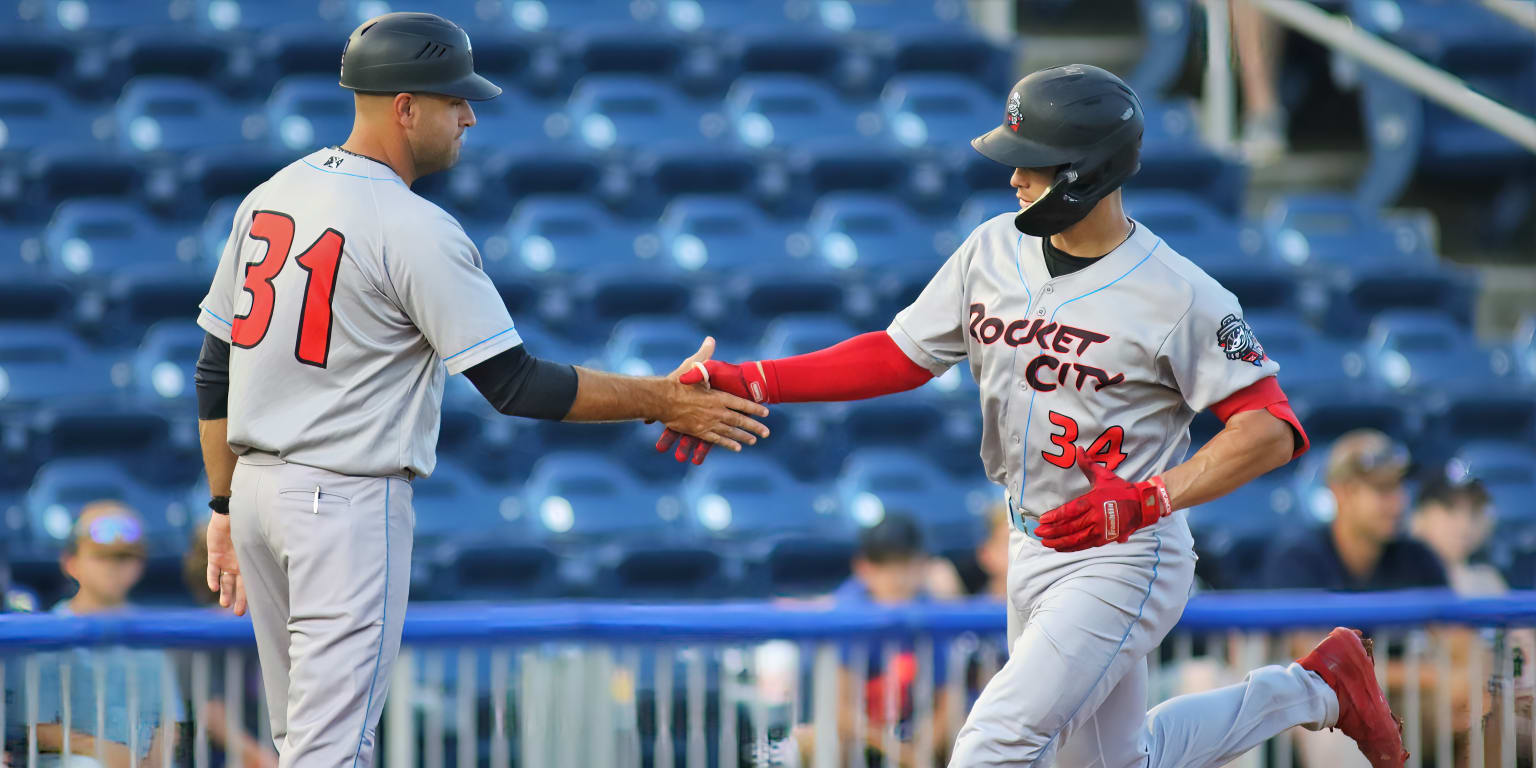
[835,448,984,555]
[1186,470,1299,589]
[805,191,939,272]
[19,147,144,218]
[1509,314,1536,388]
[264,75,354,153]
[1125,191,1269,270]
[0,77,97,152]
[809,0,971,31]
[174,150,291,217]
[561,22,685,78]
[885,26,1008,89]
[30,0,186,30]
[192,0,351,32]
[27,406,192,485]
[757,314,859,358]
[485,146,607,204]
[878,73,993,150]
[409,460,562,598]
[493,195,642,278]
[0,33,74,81]
[23,457,190,557]
[105,27,229,89]
[1451,441,1536,525]
[713,27,846,87]
[1355,311,1514,396]
[0,324,116,409]
[43,199,200,281]
[251,25,355,85]
[1262,193,1438,272]
[347,0,509,28]
[563,74,703,151]
[1129,0,1193,94]
[129,321,205,408]
[1288,395,1418,453]
[503,0,667,32]
[200,195,241,262]
[461,86,554,155]
[656,194,790,273]
[629,142,761,209]
[411,460,522,543]
[600,317,713,377]
[1130,99,1247,216]
[1347,0,1536,233]
[113,76,252,154]
[1243,312,1357,399]
[659,1,803,32]
[783,138,948,212]
[723,74,864,150]
[522,451,724,596]
[952,190,1018,238]
[680,452,855,593]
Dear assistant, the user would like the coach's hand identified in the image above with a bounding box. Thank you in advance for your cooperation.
[655,356,776,465]
[206,512,247,616]
[655,339,770,459]
[1034,446,1173,552]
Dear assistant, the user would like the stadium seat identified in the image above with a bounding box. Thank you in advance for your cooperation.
[1125,191,1268,270]
[1130,99,1246,216]
[409,460,562,599]
[561,22,686,78]
[679,452,855,594]
[1354,311,1514,397]
[629,142,761,210]
[660,1,805,33]
[1243,312,1357,399]
[487,146,606,200]
[0,33,74,81]
[522,451,724,596]
[810,0,971,31]
[562,74,704,152]
[1186,471,1300,590]
[600,316,713,377]
[199,195,241,262]
[348,0,508,28]
[655,194,791,273]
[0,324,116,409]
[1262,193,1438,272]
[885,26,1008,88]
[757,313,860,358]
[503,0,667,33]
[174,150,292,217]
[492,195,643,278]
[1129,0,1193,94]
[877,73,993,150]
[783,138,951,213]
[952,190,1019,238]
[0,77,98,152]
[263,74,355,153]
[1347,0,1536,235]
[723,73,865,150]
[105,27,230,90]
[835,447,985,555]
[19,147,144,219]
[30,0,186,30]
[460,86,554,155]
[713,26,846,86]
[803,191,940,275]
[1451,441,1536,523]
[1288,395,1418,454]
[129,321,205,408]
[42,199,200,281]
[113,76,252,154]
[192,0,351,32]
[0,274,71,323]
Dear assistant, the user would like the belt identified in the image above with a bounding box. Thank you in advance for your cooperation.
[241,451,415,482]
[1007,496,1043,541]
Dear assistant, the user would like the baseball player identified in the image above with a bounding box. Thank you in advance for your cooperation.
[657,65,1408,768]
[191,13,770,766]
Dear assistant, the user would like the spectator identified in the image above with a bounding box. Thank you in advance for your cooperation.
[1263,429,1448,591]
[1410,471,1504,596]
[973,504,1010,601]
[793,514,956,767]
[1231,0,1288,163]
[178,520,279,768]
[3,501,184,767]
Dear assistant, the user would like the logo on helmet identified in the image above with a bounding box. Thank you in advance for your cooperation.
[1006,92,1023,132]
[1216,313,1267,366]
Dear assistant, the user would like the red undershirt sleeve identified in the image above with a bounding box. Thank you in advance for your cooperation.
[765,331,935,402]
[1209,375,1309,458]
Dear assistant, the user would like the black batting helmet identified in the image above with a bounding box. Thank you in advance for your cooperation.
[971,64,1143,237]
[339,12,501,101]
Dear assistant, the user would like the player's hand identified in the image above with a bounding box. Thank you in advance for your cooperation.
[657,338,771,457]
[1033,445,1172,552]
[205,511,247,616]
[656,357,778,464]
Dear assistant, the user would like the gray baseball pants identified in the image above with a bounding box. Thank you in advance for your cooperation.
[231,453,413,768]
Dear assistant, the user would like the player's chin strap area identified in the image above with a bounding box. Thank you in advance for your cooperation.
[1013,171,1093,237]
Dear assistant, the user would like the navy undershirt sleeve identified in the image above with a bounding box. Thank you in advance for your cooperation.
[194,332,230,420]
[464,344,579,421]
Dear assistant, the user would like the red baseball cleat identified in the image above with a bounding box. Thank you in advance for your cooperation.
[1297,627,1409,768]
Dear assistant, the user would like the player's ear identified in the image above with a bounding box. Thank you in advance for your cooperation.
[393,92,415,125]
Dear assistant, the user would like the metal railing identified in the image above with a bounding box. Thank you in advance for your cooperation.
[1203,0,1536,153]
[2,590,1534,767]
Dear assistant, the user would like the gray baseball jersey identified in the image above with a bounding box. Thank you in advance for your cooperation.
[888,214,1278,519]
[197,147,523,478]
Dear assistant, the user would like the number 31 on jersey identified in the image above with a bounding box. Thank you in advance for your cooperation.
[230,211,345,368]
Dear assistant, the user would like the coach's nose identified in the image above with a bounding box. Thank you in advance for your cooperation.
[462,102,476,128]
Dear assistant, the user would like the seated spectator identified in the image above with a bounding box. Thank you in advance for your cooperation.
[1410,471,1503,596]
[2,502,184,767]
[972,504,1010,601]
[793,514,956,767]
[177,521,278,768]
[1263,429,1448,591]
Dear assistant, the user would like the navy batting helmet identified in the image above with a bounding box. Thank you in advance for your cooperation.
[339,12,501,101]
[971,64,1143,237]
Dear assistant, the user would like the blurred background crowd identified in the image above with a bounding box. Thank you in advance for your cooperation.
[1,0,1533,765]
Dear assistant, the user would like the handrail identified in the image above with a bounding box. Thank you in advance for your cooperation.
[2,590,1534,651]
[1237,0,1536,153]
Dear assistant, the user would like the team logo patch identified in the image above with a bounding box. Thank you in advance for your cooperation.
[1006,92,1023,131]
[1216,313,1266,366]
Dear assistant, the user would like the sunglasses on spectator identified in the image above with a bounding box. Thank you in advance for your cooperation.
[80,516,144,547]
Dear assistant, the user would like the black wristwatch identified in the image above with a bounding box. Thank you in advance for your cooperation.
[209,496,231,516]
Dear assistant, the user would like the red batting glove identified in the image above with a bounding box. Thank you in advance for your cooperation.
[656,359,778,465]
[1033,445,1173,552]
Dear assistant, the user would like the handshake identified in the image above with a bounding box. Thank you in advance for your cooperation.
[651,337,782,466]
